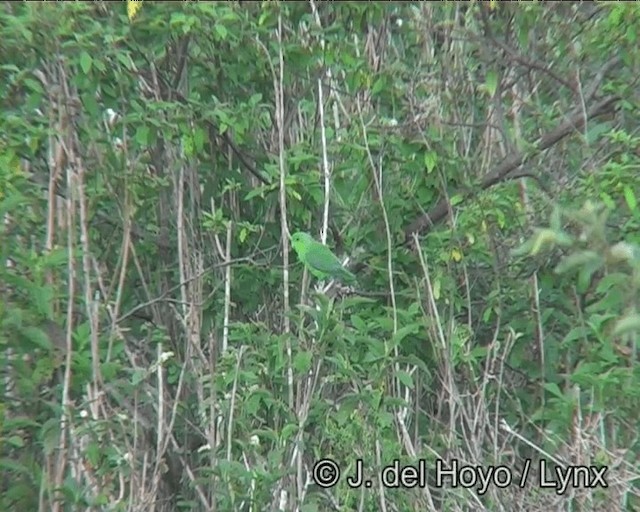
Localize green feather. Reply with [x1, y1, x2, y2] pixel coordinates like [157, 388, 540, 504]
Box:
[291, 232, 357, 285]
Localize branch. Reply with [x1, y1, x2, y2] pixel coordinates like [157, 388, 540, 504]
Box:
[404, 94, 619, 242]
[126, 40, 271, 185]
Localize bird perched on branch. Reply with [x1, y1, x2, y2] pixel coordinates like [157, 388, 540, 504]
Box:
[291, 231, 357, 286]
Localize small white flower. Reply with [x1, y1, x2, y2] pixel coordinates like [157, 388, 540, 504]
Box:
[197, 443, 211, 453]
[105, 108, 119, 126]
[160, 351, 174, 363]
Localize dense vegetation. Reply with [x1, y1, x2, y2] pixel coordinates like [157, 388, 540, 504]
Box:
[1, 3, 639, 511]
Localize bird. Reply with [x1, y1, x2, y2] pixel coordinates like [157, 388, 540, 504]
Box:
[290, 231, 357, 285]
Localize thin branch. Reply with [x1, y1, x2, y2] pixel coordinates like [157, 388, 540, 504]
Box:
[222, 220, 232, 353]
[125, 40, 270, 185]
[404, 94, 619, 241]
[318, 79, 331, 245]
[486, 32, 577, 93]
[273, 13, 293, 413]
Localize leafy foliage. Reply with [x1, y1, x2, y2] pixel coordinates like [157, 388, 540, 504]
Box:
[1, 2, 639, 511]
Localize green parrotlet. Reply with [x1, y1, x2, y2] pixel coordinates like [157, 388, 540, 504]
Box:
[291, 231, 357, 285]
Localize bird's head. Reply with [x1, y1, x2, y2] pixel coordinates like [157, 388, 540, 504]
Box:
[290, 231, 312, 252]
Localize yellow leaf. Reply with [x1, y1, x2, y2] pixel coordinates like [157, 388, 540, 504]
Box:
[127, 0, 143, 22]
[451, 248, 463, 262]
[531, 229, 556, 256]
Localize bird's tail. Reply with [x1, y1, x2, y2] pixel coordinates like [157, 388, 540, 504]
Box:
[338, 267, 357, 285]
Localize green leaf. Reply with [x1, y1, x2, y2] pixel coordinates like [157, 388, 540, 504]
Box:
[562, 326, 588, 346]
[131, 368, 146, 386]
[554, 230, 574, 247]
[0, 190, 28, 218]
[21, 326, 53, 350]
[395, 370, 414, 389]
[450, 194, 464, 206]
[193, 127, 205, 153]
[424, 151, 437, 173]
[485, 70, 498, 97]
[531, 229, 558, 255]
[372, 77, 386, 95]
[214, 24, 228, 40]
[5, 417, 40, 430]
[362, 339, 386, 363]
[626, 23, 637, 44]
[244, 392, 262, 417]
[0, 64, 20, 73]
[244, 183, 276, 201]
[116, 52, 133, 71]
[85, 442, 101, 467]
[577, 261, 602, 293]
[7, 435, 26, 448]
[23, 77, 44, 94]
[511, 237, 535, 257]
[281, 423, 298, 441]
[335, 394, 359, 425]
[599, 191, 615, 209]
[554, 250, 601, 274]
[81, 91, 100, 118]
[595, 272, 627, 294]
[249, 93, 263, 107]
[350, 315, 367, 332]
[543, 382, 565, 400]
[42, 247, 68, 269]
[469, 346, 489, 359]
[293, 350, 313, 373]
[623, 185, 637, 211]
[135, 125, 150, 146]
[79, 51, 93, 74]
[391, 324, 419, 347]
[182, 134, 194, 156]
[585, 123, 611, 145]
[0, 457, 32, 476]
[93, 59, 106, 73]
[612, 314, 640, 337]
[31, 285, 54, 319]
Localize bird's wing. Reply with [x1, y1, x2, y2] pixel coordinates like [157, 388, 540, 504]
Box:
[305, 243, 342, 274]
